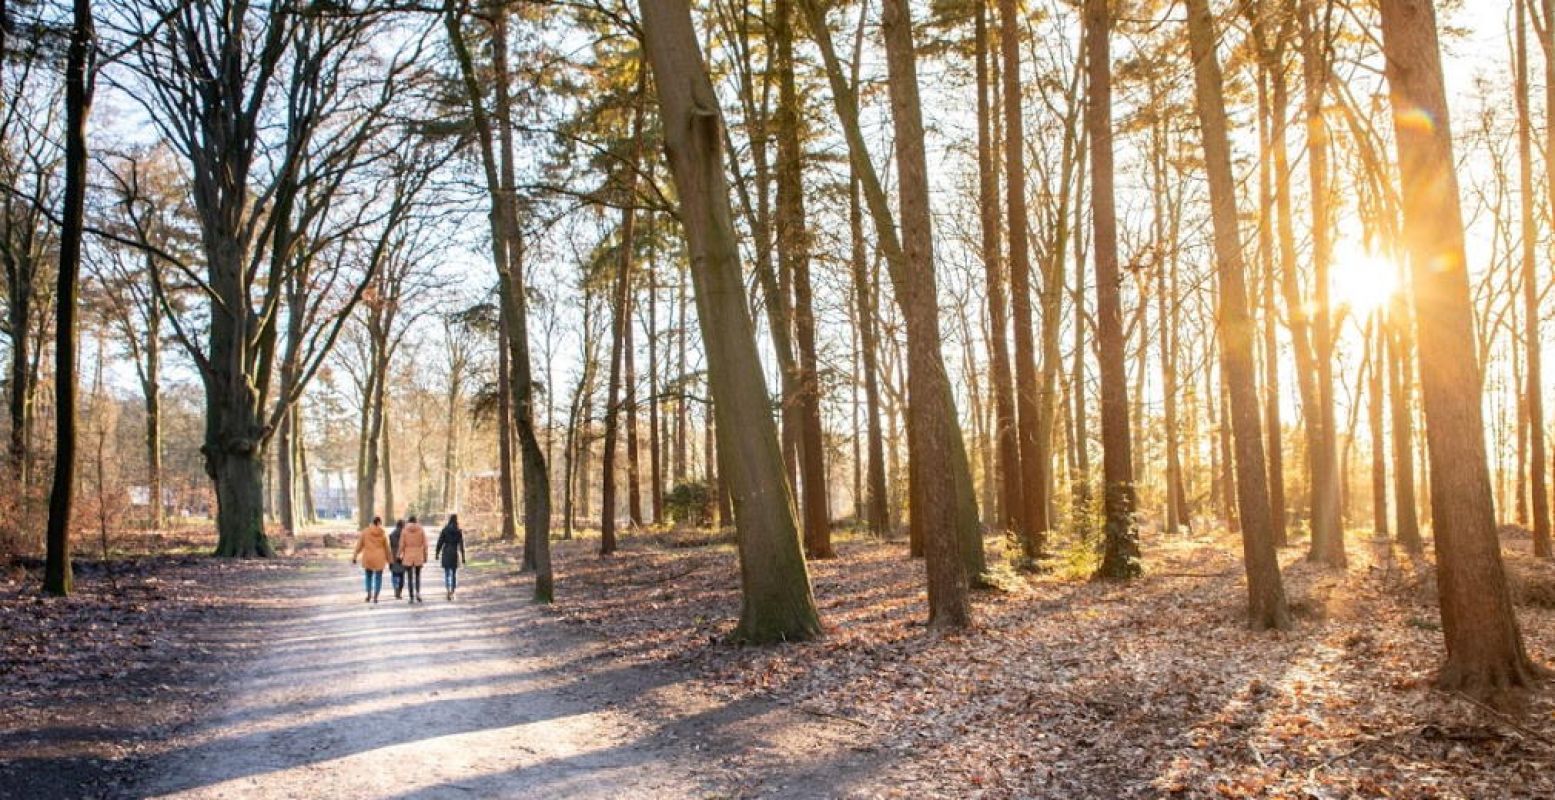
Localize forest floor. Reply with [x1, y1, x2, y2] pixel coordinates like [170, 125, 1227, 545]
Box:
[5, 524, 1555, 798]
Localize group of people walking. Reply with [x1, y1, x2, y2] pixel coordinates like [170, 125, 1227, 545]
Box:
[352, 514, 468, 604]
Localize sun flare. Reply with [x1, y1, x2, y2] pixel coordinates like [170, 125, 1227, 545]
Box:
[1330, 249, 1400, 314]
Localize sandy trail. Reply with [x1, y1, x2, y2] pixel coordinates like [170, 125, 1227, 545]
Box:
[133, 556, 882, 799]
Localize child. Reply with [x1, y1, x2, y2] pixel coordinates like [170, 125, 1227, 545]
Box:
[388, 519, 407, 599]
[398, 515, 429, 603]
[351, 516, 391, 604]
[435, 514, 467, 601]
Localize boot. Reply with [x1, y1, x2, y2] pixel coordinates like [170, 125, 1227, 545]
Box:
[365, 593, 371, 603]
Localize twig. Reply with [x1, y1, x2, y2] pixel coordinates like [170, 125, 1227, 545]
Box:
[1312, 724, 1425, 772]
[1448, 690, 1555, 748]
[799, 706, 872, 729]
[1154, 571, 1235, 579]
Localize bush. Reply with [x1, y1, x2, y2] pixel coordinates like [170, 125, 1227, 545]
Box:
[664, 481, 713, 527]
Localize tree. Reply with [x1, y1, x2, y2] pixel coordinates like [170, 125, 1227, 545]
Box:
[879, 0, 972, 626]
[773, 0, 832, 560]
[1515, 0, 1551, 558]
[117, 1, 418, 556]
[444, 0, 553, 600]
[1185, 0, 1290, 630]
[1086, 0, 1140, 581]
[43, 0, 93, 596]
[1377, 0, 1540, 694]
[636, 0, 821, 642]
[998, 0, 1043, 559]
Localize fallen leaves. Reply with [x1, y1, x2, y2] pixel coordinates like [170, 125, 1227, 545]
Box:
[540, 528, 1555, 798]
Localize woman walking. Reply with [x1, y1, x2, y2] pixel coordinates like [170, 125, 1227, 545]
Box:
[436, 514, 467, 601]
[388, 519, 407, 600]
[351, 516, 391, 604]
[398, 514, 429, 603]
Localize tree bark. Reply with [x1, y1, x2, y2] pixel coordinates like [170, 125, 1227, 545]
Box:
[773, 0, 831, 558]
[977, 0, 1023, 537]
[1379, 0, 1539, 694]
[880, 0, 974, 625]
[1301, 0, 1345, 568]
[637, 0, 821, 642]
[998, 0, 1043, 558]
[1517, 0, 1551, 557]
[1186, 0, 1289, 630]
[1086, 0, 1140, 580]
[45, 0, 93, 595]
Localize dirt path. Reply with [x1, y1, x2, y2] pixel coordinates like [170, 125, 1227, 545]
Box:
[132, 554, 884, 799]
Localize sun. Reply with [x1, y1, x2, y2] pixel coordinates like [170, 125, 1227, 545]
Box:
[1330, 247, 1400, 314]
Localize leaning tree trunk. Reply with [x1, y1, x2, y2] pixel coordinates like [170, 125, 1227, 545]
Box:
[1378, 0, 1539, 694]
[637, 0, 821, 643]
[798, 0, 983, 582]
[880, 0, 974, 626]
[1086, 0, 1141, 580]
[1185, 0, 1289, 630]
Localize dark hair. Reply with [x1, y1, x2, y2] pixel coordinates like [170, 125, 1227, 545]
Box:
[447, 513, 459, 527]
[372, 516, 382, 525]
[408, 514, 418, 523]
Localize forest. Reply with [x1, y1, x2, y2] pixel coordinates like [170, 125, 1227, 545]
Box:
[4, 0, 1555, 796]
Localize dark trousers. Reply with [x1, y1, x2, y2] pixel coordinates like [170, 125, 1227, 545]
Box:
[405, 566, 422, 598]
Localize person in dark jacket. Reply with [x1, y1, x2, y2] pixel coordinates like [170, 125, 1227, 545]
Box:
[388, 519, 407, 600]
[435, 514, 468, 601]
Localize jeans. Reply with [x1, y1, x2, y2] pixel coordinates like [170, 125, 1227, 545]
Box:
[406, 566, 422, 598]
[444, 567, 458, 592]
[363, 569, 383, 595]
[391, 570, 405, 593]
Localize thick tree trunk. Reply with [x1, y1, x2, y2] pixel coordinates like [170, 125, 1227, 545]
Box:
[637, 0, 821, 642]
[799, 0, 982, 582]
[1086, 0, 1140, 581]
[880, 0, 974, 624]
[1186, 0, 1289, 630]
[1379, 0, 1539, 694]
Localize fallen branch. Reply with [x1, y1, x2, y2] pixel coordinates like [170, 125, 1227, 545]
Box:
[799, 706, 872, 729]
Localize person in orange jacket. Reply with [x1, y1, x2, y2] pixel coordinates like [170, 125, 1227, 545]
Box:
[398, 514, 429, 603]
[351, 516, 392, 604]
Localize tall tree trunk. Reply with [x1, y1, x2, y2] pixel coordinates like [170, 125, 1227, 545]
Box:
[1249, 4, 1288, 546]
[1517, 0, 1552, 557]
[496, 301, 518, 541]
[382, 390, 396, 523]
[774, 0, 831, 558]
[1378, 0, 1538, 693]
[625, 285, 643, 527]
[44, 0, 93, 594]
[144, 297, 164, 530]
[647, 255, 663, 523]
[1086, 0, 1140, 580]
[600, 71, 649, 557]
[850, 170, 889, 535]
[976, 0, 1021, 538]
[637, 0, 821, 641]
[490, 5, 553, 598]
[1301, 0, 1345, 568]
[1185, 0, 1289, 630]
[998, 0, 1042, 558]
[880, 0, 975, 624]
[1367, 317, 1389, 534]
